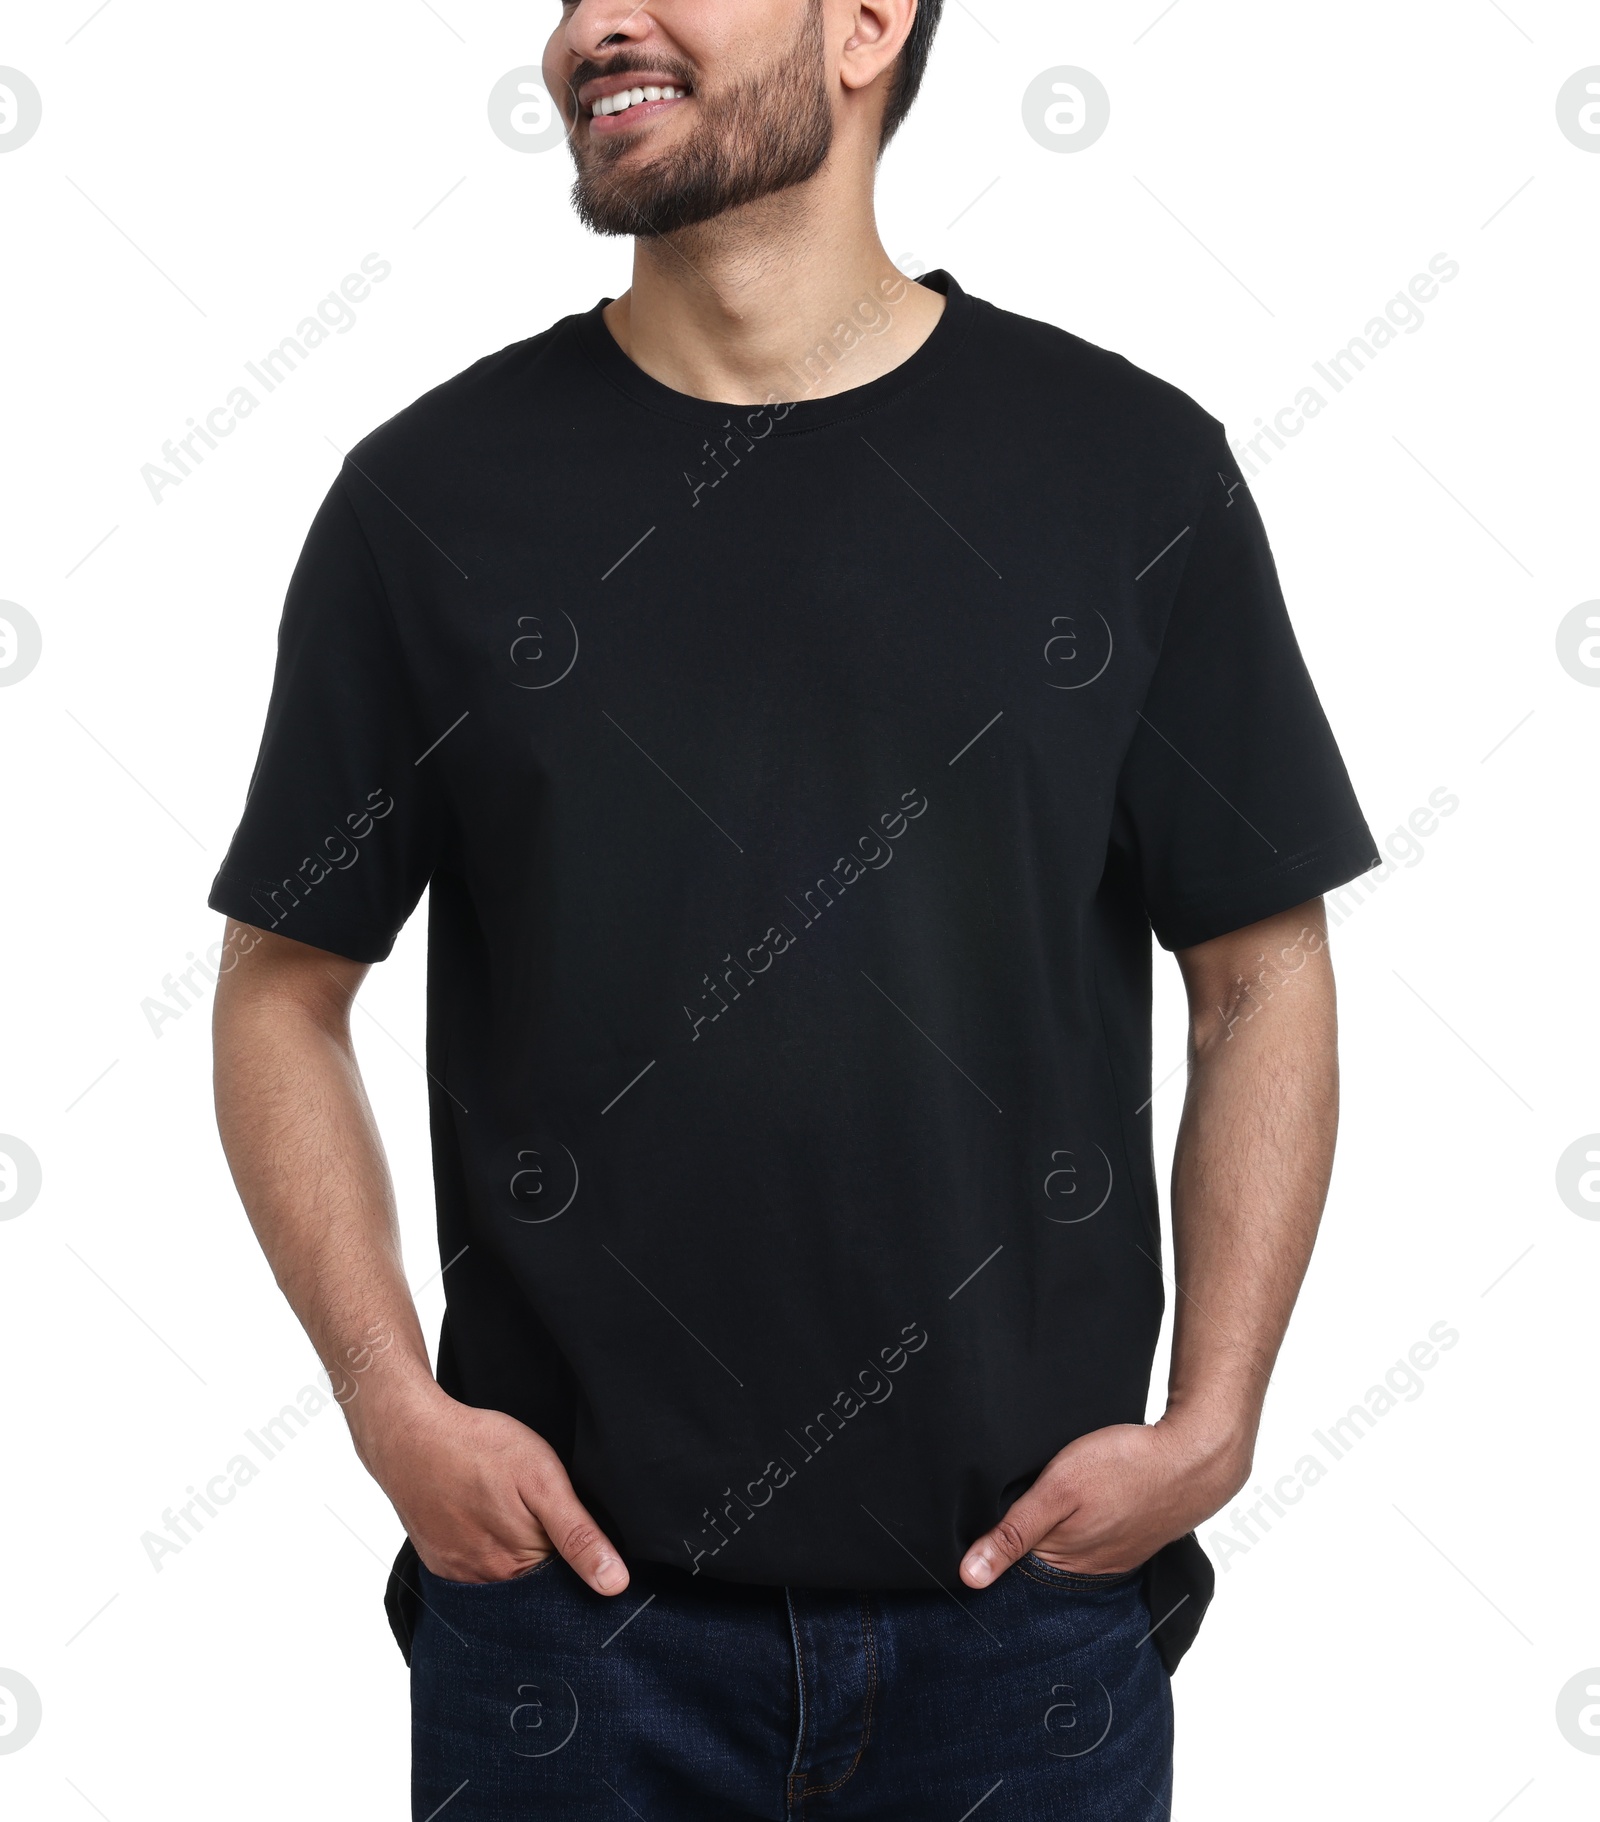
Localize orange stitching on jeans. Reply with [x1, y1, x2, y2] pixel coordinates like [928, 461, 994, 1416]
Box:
[802, 1598, 878, 1797]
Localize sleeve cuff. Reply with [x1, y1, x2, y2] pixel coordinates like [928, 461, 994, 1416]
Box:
[1150, 822, 1382, 952]
[207, 870, 401, 965]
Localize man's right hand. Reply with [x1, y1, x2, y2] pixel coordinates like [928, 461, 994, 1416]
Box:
[210, 928, 630, 1599]
[352, 1381, 630, 1594]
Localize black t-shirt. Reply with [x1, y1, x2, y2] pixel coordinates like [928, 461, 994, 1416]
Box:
[210, 272, 1376, 1648]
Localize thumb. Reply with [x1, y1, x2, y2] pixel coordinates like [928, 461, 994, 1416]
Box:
[961, 1482, 1063, 1588]
[527, 1469, 630, 1597]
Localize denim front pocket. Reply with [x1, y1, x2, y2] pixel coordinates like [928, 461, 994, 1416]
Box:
[420, 1554, 562, 1592]
[1017, 1550, 1145, 1590]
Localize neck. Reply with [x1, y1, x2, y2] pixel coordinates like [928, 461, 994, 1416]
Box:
[601, 162, 945, 407]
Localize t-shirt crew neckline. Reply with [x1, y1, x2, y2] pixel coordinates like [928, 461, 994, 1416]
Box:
[571, 269, 974, 434]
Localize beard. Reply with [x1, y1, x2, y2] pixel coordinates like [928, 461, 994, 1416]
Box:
[568, 4, 834, 239]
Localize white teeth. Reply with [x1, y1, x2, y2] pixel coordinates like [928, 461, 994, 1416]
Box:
[592, 85, 686, 117]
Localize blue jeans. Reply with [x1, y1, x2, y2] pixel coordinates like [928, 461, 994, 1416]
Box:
[409, 1553, 1173, 1820]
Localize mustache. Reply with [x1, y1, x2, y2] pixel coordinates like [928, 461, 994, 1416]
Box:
[566, 51, 698, 99]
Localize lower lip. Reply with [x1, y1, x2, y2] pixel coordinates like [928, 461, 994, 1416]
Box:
[589, 95, 689, 135]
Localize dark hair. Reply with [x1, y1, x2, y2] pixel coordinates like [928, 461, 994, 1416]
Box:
[879, 0, 945, 149]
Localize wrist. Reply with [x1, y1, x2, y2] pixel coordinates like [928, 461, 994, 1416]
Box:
[339, 1353, 448, 1469]
[1155, 1397, 1257, 1487]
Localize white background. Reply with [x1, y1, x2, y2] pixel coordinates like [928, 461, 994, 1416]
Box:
[2, 1, 1597, 1816]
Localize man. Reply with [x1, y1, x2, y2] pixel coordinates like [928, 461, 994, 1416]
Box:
[210, 2, 1378, 1815]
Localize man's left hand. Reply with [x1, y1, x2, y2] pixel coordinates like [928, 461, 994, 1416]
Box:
[959, 1418, 1250, 1588]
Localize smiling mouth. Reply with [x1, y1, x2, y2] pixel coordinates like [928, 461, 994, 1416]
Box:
[591, 83, 691, 119]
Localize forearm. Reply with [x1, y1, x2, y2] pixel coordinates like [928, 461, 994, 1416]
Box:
[212, 929, 436, 1453]
[210, 923, 628, 1589]
[960, 924, 1341, 1587]
[1163, 914, 1340, 1462]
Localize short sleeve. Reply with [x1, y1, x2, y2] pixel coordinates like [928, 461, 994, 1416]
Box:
[1113, 428, 1379, 952]
[207, 473, 443, 962]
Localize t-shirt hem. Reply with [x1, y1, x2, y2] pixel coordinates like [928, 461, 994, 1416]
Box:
[208, 871, 399, 965]
[1151, 821, 1381, 952]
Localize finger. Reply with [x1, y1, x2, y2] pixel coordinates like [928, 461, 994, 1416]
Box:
[528, 1478, 630, 1596]
[960, 1484, 1065, 1588]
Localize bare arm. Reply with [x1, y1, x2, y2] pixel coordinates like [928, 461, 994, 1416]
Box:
[212, 920, 629, 1593]
[960, 897, 1339, 1585]
[1162, 900, 1338, 1462]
